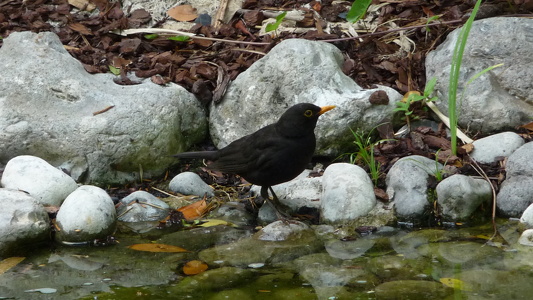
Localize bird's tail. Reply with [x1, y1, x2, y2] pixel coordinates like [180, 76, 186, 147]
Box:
[173, 151, 218, 161]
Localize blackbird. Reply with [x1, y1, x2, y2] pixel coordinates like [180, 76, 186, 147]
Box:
[174, 103, 335, 218]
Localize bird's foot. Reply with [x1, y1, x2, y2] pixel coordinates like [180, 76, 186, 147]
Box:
[261, 186, 294, 223]
[267, 199, 299, 224]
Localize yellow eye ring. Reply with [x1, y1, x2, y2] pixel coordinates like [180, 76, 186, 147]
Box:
[304, 110, 313, 117]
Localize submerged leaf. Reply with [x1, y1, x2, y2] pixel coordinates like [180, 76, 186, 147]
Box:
[128, 243, 189, 253]
[198, 219, 236, 227]
[440, 278, 474, 291]
[0, 257, 25, 275]
[183, 260, 208, 275]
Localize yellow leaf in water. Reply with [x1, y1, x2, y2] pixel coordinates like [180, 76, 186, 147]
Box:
[0, 257, 25, 275]
[440, 278, 473, 291]
[198, 219, 236, 228]
[183, 260, 208, 275]
[128, 243, 189, 253]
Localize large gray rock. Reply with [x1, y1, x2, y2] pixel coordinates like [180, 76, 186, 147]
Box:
[1, 155, 78, 206]
[0, 31, 207, 184]
[470, 132, 524, 164]
[252, 169, 323, 223]
[426, 17, 533, 134]
[0, 189, 50, 256]
[497, 142, 533, 217]
[436, 174, 492, 221]
[169, 171, 214, 197]
[387, 155, 443, 219]
[320, 163, 376, 224]
[55, 185, 116, 243]
[209, 38, 402, 156]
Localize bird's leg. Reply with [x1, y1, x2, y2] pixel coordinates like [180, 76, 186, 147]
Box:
[260, 186, 290, 221]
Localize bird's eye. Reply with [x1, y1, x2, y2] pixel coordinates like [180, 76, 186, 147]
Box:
[304, 110, 313, 117]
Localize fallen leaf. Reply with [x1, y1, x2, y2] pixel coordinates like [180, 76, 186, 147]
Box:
[168, 5, 198, 22]
[461, 143, 474, 153]
[519, 121, 533, 132]
[68, 22, 93, 35]
[183, 260, 208, 275]
[177, 197, 208, 221]
[0, 257, 25, 275]
[401, 91, 421, 102]
[68, 0, 96, 12]
[439, 278, 473, 291]
[198, 219, 236, 227]
[128, 243, 189, 253]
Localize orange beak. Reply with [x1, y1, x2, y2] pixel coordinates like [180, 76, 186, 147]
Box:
[318, 105, 336, 116]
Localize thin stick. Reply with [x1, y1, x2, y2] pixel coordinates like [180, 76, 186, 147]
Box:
[426, 101, 473, 144]
[468, 154, 499, 242]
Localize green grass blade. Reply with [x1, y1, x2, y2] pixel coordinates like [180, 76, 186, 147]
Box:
[465, 63, 504, 86]
[448, 0, 483, 155]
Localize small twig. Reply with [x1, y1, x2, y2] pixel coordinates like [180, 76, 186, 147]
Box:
[151, 186, 174, 197]
[92, 105, 115, 116]
[237, 8, 306, 21]
[116, 205, 134, 218]
[426, 101, 473, 144]
[213, 0, 229, 31]
[468, 154, 499, 242]
[320, 19, 464, 43]
[228, 48, 266, 55]
[114, 28, 271, 46]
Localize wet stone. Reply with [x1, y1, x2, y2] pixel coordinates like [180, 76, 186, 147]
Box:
[418, 241, 504, 268]
[169, 266, 256, 295]
[198, 229, 322, 267]
[375, 280, 454, 299]
[324, 237, 376, 260]
[158, 225, 252, 252]
[117, 190, 170, 222]
[366, 255, 434, 281]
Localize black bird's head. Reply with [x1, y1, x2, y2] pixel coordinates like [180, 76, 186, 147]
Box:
[276, 103, 335, 137]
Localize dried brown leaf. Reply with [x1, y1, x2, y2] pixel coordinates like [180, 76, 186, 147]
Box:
[68, 22, 93, 35]
[168, 5, 198, 22]
[177, 198, 208, 221]
[128, 243, 189, 253]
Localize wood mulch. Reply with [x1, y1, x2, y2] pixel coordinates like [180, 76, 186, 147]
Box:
[2, 0, 533, 219]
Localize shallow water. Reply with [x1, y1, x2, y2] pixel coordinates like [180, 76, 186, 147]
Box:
[1, 219, 532, 300]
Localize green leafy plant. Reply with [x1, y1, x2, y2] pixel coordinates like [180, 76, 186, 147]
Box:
[424, 15, 441, 32]
[346, 0, 372, 23]
[432, 149, 450, 182]
[341, 126, 391, 186]
[394, 77, 438, 125]
[407, 153, 446, 182]
[265, 11, 287, 33]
